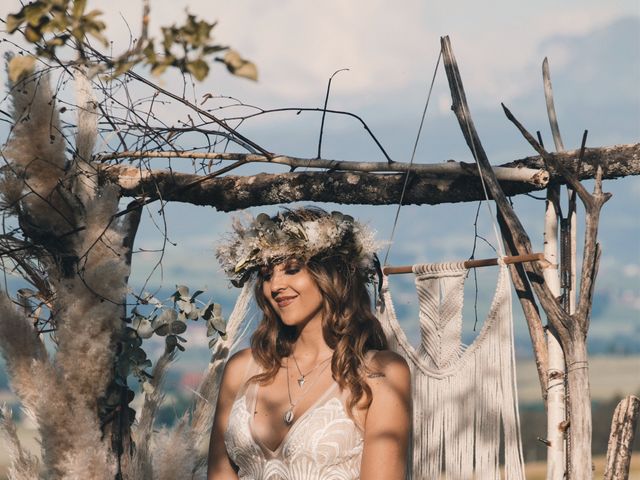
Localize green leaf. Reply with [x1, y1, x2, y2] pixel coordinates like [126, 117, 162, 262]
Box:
[72, 0, 87, 19]
[112, 60, 135, 77]
[8, 55, 36, 83]
[6, 14, 25, 34]
[46, 34, 68, 47]
[161, 26, 175, 52]
[150, 61, 169, 76]
[220, 50, 258, 81]
[24, 25, 42, 43]
[23, 2, 49, 26]
[143, 40, 156, 63]
[83, 9, 103, 21]
[203, 45, 227, 55]
[186, 59, 209, 82]
[85, 21, 108, 46]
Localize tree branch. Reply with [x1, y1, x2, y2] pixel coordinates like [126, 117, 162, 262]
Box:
[97, 151, 550, 185]
[99, 143, 639, 211]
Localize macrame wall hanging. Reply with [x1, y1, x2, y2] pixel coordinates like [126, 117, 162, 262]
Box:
[378, 261, 526, 480]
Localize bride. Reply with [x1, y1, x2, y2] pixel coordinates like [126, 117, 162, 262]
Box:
[208, 208, 411, 479]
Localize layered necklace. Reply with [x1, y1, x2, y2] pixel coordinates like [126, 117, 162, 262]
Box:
[283, 354, 332, 425]
[291, 353, 332, 387]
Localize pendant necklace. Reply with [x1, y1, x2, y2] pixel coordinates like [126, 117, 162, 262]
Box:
[284, 356, 331, 425]
[291, 353, 332, 387]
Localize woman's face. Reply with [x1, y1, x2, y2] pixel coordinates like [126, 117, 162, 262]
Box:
[261, 261, 324, 329]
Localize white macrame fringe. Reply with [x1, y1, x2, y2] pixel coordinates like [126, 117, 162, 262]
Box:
[378, 264, 525, 479]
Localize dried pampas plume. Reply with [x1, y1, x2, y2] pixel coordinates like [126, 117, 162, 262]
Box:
[0, 405, 42, 480]
[4, 68, 71, 236]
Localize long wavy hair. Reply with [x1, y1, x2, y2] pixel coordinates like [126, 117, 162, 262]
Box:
[249, 208, 388, 412]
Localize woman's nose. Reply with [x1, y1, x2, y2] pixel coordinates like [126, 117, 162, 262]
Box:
[269, 268, 287, 292]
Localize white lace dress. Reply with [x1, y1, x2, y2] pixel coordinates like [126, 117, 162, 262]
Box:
[224, 363, 364, 480]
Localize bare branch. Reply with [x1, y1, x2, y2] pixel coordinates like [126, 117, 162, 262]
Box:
[97, 151, 549, 185]
[502, 103, 593, 206]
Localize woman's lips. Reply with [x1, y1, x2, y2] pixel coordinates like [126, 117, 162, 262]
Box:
[275, 296, 296, 308]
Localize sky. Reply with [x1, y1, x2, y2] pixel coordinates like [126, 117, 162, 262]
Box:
[0, 1, 639, 354]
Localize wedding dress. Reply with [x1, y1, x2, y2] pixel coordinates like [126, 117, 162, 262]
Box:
[224, 358, 364, 480]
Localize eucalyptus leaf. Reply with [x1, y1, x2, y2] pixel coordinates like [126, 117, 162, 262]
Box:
[177, 298, 191, 314]
[17, 288, 36, 298]
[176, 285, 189, 298]
[131, 316, 154, 339]
[130, 347, 147, 363]
[170, 320, 187, 335]
[191, 290, 204, 302]
[155, 308, 178, 326]
[142, 292, 164, 308]
[201, 303, 214, 320]
[154, 323, 170, 337]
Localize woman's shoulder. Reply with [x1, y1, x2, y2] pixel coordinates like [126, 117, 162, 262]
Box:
[221, 348, 255, 391]
[224, 347, 254, 373]
[365, 349, 409, 375]
[363, 349, 410, 388]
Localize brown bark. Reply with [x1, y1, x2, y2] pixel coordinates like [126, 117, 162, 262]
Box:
[100, 143, 639, 211]
[604, 395, 640, 480]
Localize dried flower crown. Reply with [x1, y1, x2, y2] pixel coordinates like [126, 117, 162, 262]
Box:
[216, 209, 380, 287]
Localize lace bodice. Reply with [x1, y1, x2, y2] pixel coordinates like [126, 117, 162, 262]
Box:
[224, 366, 364, 480]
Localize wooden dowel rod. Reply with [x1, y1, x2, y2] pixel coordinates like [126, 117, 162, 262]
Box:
[382, 253, 547, 275]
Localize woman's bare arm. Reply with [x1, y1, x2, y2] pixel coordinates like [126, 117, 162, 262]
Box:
[360, 350, 411, 480]
[207, 348, 252, 480]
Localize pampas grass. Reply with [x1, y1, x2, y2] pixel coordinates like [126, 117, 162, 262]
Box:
[0, 405, 41, 480]
[4, 71, 72, 236]
[0, 65, 252, 479]
[0, 68, 123, 479]
[0, 294, 48, 412]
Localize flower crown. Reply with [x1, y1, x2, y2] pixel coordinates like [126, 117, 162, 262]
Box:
[216, 209, 380, 287]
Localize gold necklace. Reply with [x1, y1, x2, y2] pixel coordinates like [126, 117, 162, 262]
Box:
[284, 357, 331, 425]
[291, 353, 332, 387]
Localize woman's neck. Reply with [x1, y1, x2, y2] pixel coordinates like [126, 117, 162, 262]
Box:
[293, 315, 332, 361]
